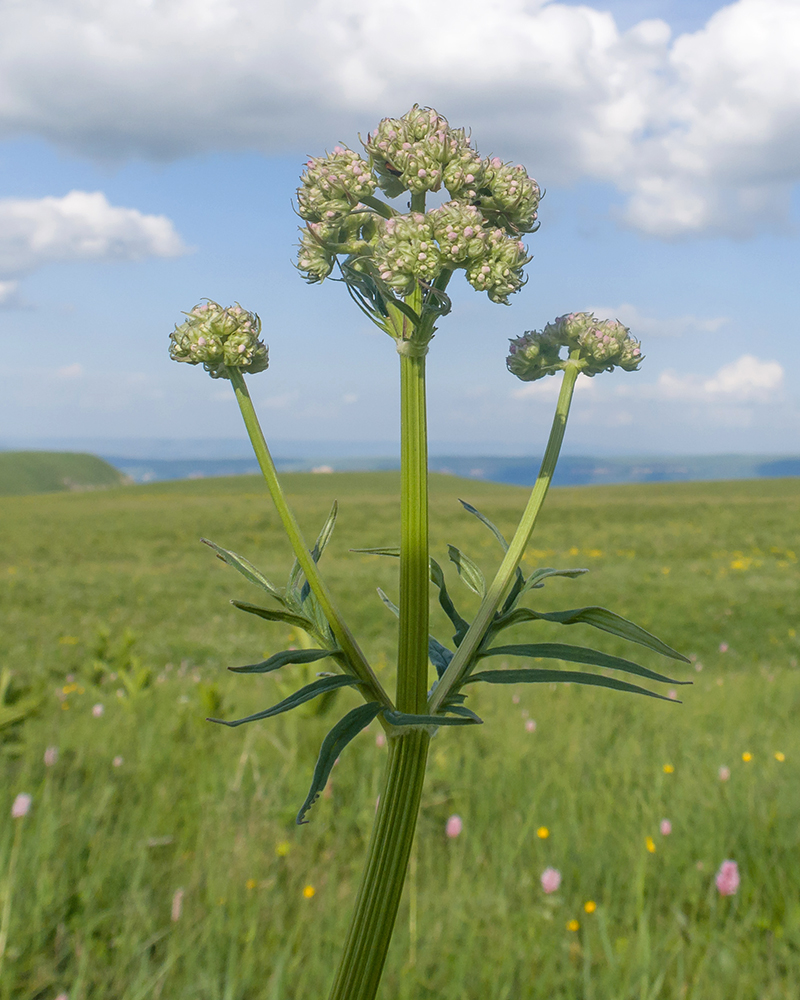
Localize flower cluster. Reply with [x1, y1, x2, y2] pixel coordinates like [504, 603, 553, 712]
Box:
[295, 106, 539, 309]
[507, 312, 643, 381]
[169, 301, 269, 379]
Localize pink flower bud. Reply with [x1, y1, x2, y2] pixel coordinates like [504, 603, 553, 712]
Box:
[540, 867, 561, 893]
[715, 859, 740, 896]
[660, 819, 672, 836]
[446, 814, 463, 838]
[719, 765, 731, 781]
[92, 703, 104, 717]
[12, 793, 31, 818]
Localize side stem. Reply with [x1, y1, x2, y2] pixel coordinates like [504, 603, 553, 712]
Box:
[429, 360, 581, 712]
[228, 368, 390, 707]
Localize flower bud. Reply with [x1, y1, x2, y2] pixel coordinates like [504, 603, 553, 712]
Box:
[507, 312, 643, 381]
[363, 105, 470, 198]
[373, 212, 443, 295]
[297, 147, 376, 222]
[506, 329, 564, 381]
[466, 229, 531, 304]
[429, 201, 488, 266]
[478, 158, 541, 234]
[169, 301, 269, 379]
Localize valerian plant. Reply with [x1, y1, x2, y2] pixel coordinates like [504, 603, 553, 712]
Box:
[169, 105, 688, 1000]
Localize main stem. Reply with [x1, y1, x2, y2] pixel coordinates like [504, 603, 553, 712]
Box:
[429, 360, 581, 712]
[328, 336, 432, 999]
[228, 368, 390, 707]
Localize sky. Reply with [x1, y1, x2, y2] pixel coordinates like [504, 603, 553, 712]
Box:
[0, 0, 798, 458]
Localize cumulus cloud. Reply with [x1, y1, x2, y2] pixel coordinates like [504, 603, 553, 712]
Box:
[0, 279, 20, 307]
[587, 303, 728, 338]
[0, 0, 798, 237]
[656, 354, 784, 402]
[0, 190, 187, 279]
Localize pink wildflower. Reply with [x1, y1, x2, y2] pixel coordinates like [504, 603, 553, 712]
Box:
[668, 689, 678, 700]
[171, 888, 184, 922]
[44, 746, 58, 767]
[446, 814, 463, 838]
[12, 793, 31, 818]
[719, 642, 729, 653]
[92, 703, 104, 717]
[719, 765, 731, 782]
[660, 819, 672, 836]
[525, 719, 536, 733]
[715, 859, 740, 896]
[375, 731, 386, 748]
[540, 867, 561, 894]
[113, 756, 124, 767]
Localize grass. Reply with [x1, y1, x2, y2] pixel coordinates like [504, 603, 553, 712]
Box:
[1, 471, 799, 999]
[0, 452, 126, 497]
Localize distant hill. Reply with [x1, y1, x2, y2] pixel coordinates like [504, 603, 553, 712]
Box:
[0, 452, 128, 496]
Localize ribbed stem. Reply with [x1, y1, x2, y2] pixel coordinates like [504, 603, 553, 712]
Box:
[397, 351, 429, 713]
[429, 360, 582, 712]
[327, 730, 430, 1000]
[227, 368, 391, 707]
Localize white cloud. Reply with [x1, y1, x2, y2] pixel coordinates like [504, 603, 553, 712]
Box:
[0, 279, 20, 306]
[587, 303, 728, 338]
[656, 354, 784, 402]
[0, 1, 798, 237]
[512, 372, 597, 401]
[0, 191, 188, 278]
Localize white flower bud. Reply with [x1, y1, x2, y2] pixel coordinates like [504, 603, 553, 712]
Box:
[169, 301, 269, 379]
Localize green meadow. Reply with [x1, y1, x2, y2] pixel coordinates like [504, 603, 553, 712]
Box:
[0, 453, 126, 498]
[1, 471, 799, 999]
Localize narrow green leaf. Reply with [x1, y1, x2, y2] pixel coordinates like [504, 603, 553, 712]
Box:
[491, 606, 689, 662]
[229, 647, 340, 674]
[440, 704, 484, 723]
[430, 557, 469, 643]
[447, 544, 486, 598]
[383, 709, 482, 728]
[477, 642, 688, 685]
[521, 567, 589, 594]
[210, 674, 361, 727]
[297, 702, 383, 824]
[201, 538, 283, 601]
[458, 499, 510, 552]
[350, 546, 401, 557]
[376, 587, 400, 617]
[311, 501, 338, 564]
[230, 601, 315, 632]
[465, 668, 677, 702]
[428, 636, 453, 678]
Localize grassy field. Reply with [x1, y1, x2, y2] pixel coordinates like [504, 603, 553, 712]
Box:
[1, 471, 799, 999]
[0, 453, 126, 497]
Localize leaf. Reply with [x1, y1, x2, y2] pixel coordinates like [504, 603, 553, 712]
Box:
[428, 636, 454, 678]
[350, 546, 401, 557]
[477, 642, 688, 685]
[458, 499, 510, 552]
[230, 601, 315, 632]
[447, 544, 486, 598]
[383, 709, 482, 728]
[376, 587, 400, 617]
[297, 702, 384, 824]
[229, 647, 341, 675]
[490, 606, 689, 662]
[430, 558, 469, 643]
[439, 704, 484, 723]
[465, 668, 677, 702]
[201, 539, 283, 600]
[521, 567, 589, 594]
[311, 501, 338, 564]
[209, 674, 361, 726]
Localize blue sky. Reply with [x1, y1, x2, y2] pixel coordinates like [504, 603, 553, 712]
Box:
[0, 0, 798, 458]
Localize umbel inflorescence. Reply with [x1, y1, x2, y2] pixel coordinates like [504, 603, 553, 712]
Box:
[296, 105, 540, 307]
[507, 312, 643, 381]
[169, 300, 269, 379]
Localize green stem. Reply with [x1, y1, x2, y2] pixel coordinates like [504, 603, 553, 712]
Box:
[327, 730, 430, 1000]
[397, 350, 430, 713]
[429, 360, 582, 712]
[228, 368, 391, 708]
[0, 820, 22, 979]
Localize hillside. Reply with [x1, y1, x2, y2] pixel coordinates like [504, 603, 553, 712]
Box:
[0, 450, 127, 496]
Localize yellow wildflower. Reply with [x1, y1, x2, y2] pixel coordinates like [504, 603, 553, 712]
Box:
[567, 919, 580, 932]
[646, 836, 656, 853]
[302, 885, 316, 899]
[774, 752, 785, 762]
[584, 901, 597, 914]
[536, 827, 550, 839]
[742, 752, 752, 762]
[663, 764, 674, 774]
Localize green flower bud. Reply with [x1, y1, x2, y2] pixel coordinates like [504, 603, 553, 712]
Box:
[442, 145, 485, 201]
[169, 301, 269, 379]
[476, 157, 541, 234]
[507, 312, 644, 381]
[373, 212, 443, 295]
[506, 329, 565, 381]
[297, 146, 376, 222]
[363, 105, 470, 198]
[429, 201, 488, 266]
[466, 229, 531, 304]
